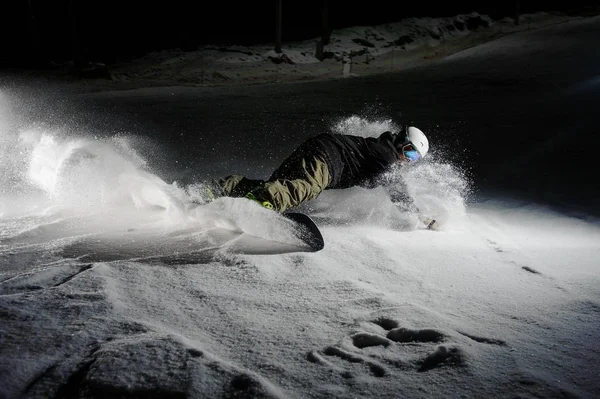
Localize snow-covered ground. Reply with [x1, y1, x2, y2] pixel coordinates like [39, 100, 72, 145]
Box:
[1, 10, 600, 399]
[77, 11, 585, 90]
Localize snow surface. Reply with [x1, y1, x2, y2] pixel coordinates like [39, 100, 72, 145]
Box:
[66, 11, 583, 90]
[1, 10, 600, 399]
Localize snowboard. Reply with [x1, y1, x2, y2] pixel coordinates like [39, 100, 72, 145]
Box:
[283, 212, 324, 252]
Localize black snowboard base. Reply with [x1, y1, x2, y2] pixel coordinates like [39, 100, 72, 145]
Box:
[283, 212, 325, 252]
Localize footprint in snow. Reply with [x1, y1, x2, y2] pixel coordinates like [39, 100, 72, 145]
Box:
[309, 316, 507, 378]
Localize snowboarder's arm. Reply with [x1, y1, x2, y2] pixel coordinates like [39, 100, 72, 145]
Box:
[419, 216, 441, 231]
[387, 180, 440, 230]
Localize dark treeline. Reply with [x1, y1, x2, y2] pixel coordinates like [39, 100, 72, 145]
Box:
[1, 0, 597, 68]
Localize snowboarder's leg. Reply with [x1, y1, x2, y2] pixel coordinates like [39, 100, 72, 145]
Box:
[255, 155, 331, 212]
[219, 175, 266, 198]
[218, 136, 330, 212]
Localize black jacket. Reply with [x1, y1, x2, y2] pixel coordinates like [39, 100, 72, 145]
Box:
[268, 130, 416, 209]
[308, 131, 404, 189]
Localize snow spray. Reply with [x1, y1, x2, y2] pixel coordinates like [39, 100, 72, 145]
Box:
[328, 115, 472, 229]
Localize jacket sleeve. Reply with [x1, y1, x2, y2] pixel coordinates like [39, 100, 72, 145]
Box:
[370, 167, 419, 213]
[385, 177, 419, 213]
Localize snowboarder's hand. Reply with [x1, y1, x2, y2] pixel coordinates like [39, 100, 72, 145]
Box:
[420, 216, 440, 231]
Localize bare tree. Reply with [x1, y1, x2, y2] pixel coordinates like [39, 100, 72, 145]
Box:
[275, 0, 282, 53]
[321, 0, 330, 45]
[69, 0, 82, 66]
[27, 0, 39, 62]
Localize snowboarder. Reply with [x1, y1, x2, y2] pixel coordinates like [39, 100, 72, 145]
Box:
[208, 125, 438, 229]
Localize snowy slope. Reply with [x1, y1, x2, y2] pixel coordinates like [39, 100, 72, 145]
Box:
[1, 11, 600, 399]
[104, 12, 577, 88]
[1, 116, 599, 399]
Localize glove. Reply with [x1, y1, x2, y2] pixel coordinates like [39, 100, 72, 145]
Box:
[420, 216, 441, 231]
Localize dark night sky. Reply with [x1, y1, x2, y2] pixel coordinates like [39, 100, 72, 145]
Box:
[1, 1, 598, 68]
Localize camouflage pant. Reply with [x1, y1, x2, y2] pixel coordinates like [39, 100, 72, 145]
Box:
[221, 155, 331, 212]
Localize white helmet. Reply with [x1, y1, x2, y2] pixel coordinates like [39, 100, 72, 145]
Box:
[407, 126, 429, 158]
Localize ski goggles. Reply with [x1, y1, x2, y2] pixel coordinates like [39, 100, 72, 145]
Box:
[400, 142, 421, 162]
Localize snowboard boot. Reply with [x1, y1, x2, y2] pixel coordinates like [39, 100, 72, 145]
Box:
[201, 179, 226, 202]
[245, 186, 274, 210]
[219, 176, 266, 198]
[201, 176, 262, 202]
